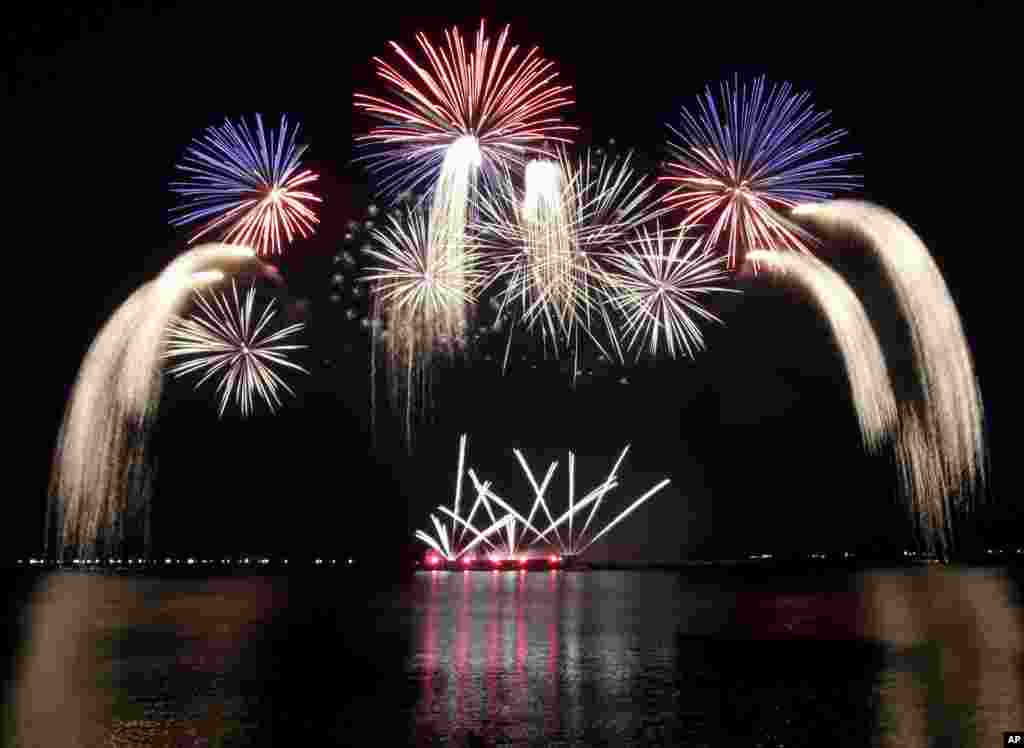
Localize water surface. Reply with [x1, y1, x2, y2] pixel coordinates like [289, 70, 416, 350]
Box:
[3, 566, 1021, 746]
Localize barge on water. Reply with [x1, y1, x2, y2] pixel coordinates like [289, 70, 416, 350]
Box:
[416, 554, 590, 571]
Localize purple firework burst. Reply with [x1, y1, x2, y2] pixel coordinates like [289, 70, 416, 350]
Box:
[660, 76, 860, 269]
[170, 114, 321, 256]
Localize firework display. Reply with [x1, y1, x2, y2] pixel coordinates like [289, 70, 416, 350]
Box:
[603, 225, 734, 359]
[327, 200, 408, 330]
[474, 147, 671, 375]
[49, 245, 257, 558]
[662, 77, 859, 269]
[415, 435, 670, 562]
[363, 208, 486, 443]
[170, 114, 321, 256]
[354, 20, 576, 196]
[354, 20, 579, 433]
[790, 201, 985, 553]
[163, 281, 309, 418]
[45, 15, 989, 563]
[747, 249, 897, 452]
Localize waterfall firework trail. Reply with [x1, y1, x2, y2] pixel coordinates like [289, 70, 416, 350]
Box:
[163, 281, 309, 418]
[661, 76, 859, 269]
[791, 200, 985, 552]
[427, 135, 482, 334]
[48, 244, 256, 559]
[475, 148, 667, 373]
[747, 249, 897, 452]
[170, 114, 321, 256]
[604, 225, 735, 360]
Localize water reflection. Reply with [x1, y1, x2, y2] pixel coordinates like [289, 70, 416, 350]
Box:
[410, 570, 716, 746]
[8, 572, 284, 747]
[409, 567, 1024, 747]
[2, 567, 1021, 746]
[862, 567, 1024, 748]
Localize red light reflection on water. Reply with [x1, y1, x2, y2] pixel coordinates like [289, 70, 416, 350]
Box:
[418, 570, 442, 739]
[454, 570, 472, 735]
[416, 566, 570, 745]
[486, 570, 503, 737]
[546, 569, 561, 740]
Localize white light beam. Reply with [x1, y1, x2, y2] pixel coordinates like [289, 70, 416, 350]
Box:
[578, 479, 671, 554]
[578, 444, 631, 545]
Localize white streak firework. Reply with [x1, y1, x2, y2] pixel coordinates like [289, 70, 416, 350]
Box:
[163, 281, 309, 417]
[364, 209, 486, 446]
[747, 249, 897, 452]
[49, 244, 256, 558]
[791, 200, 985, 553]
[604, 224, 735, 360]
[475, 148, 668, 374]
[414, 435, 670, 561]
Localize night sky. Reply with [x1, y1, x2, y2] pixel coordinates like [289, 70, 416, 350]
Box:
[10, 3, 1005, 562]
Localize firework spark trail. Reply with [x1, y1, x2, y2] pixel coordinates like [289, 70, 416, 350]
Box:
[354, 20, 576, 198]
[516, 446, 668, 557]
[528, 481, 619, 550]
[49, 244, 256, 559]
[568, 452, 574, 553]
[460, 480, 500, 549]
[790, 200, 985, 552]
[414, 436, 670, 561]
[475, 148, 667, 374]
[602, 224, 735, 359]
[661, 76, 860, 269]
[427, 135, 482, 343]
[414, 530, 450, 561]
[522, 158, 573, 331]
[163, 281, 309, 417]
[576, 479, 672, 555]
[170, 114, 321, 256]
[453, 434, 467, 544]
[365, 209, 485, 446]
[455, 514, 514, 559]
[747, 249, 897, 452]
[466, 469, 550, 551]
[577, 445, 630, 542]
[413, 434, 500, 560]
[438, 504, 502, 556]
[514, 453, 562, 549]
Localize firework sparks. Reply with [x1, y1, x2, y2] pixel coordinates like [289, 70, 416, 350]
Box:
[355, 19, 575, 368]
[170, 114, 321, 256]
[49, 245, 257, 559]
[163, 281, 308, 417]
[791, 200, 985, 554]
[747, 249, 897, 452]
[365, 209, 484, 322]
[603, 224, 735, 359]
[354, 20, 576, 197]
[475, 148, 667, 372]
[662, 77, 859, 269]
[363, 208, 485, 445]
[414, 435, 670, 562]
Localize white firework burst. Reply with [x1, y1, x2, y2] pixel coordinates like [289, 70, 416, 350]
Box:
[474, 147, 668, 370]
[363, 209, 486, 324]
[363, 208, 487, 446]
[603, 224, 736, 359]
[163, 281, 308, 417]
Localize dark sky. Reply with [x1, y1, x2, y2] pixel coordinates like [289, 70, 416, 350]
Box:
[9, 3, 1006, 561]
